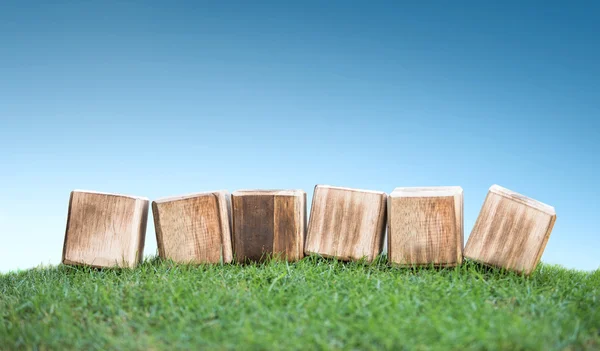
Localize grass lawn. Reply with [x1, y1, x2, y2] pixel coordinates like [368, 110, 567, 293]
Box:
[1, 256, 598, 350]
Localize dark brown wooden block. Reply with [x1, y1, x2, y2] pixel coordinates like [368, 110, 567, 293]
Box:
[231, 190, 306, 262]
[152, 191, 233, 264]
[465, 185, 556, 275]
[62, 190, 149, 268]
[305, 185, 387, 262]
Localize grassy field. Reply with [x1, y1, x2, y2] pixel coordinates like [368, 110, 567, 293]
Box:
[0, 257, 598, 350]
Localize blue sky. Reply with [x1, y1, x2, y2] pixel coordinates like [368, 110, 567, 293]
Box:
[0, 1, 598, 272]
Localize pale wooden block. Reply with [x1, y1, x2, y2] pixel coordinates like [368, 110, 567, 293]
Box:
[62, 190, 149, 268]
[305, 185, 387, 262]
[232, 190, 306, 262]
[388, 186, 463, 266]
[464, 185, 556, 275]
[152, 191, 233, 264]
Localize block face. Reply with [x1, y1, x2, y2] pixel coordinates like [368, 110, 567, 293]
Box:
[273, 194, 306, 260]
[232, 190, 306, 262]
[232, 193, 275, 262]
[388, 187, 463, 266]
[152, 191, 232, 264]
[464, 185, 556, 275]
[62, 190, 149, 268]
[305, 185, 387, 262]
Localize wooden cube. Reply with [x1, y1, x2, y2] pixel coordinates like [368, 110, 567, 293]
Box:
[231, 190, 306, 262]
[305, 185, 387, 262]
[465, 185, 556, 275]
[152, 191, 233, 264]
[387, 186, 463, 266]
[62, 190, 149, 268]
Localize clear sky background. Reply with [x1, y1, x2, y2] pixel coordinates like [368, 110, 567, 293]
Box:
[0, 1, 598, 272]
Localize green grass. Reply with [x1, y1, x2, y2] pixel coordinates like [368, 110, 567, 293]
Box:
[1, 257, 598, 351]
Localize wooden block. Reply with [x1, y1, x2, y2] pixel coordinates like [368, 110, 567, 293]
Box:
[387, 186, 463, 266]
[231, 190, 306, 262]
[464, 185, 556, 275]
[305, 185, 387, 262]
[62, 190, 149, 268]
[152, 191, 233, 264]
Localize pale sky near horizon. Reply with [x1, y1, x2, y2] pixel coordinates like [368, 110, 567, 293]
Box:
[1, 1, 598, 272]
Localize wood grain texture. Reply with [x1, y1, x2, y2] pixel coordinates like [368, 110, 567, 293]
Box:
[464, 184, 556, 275]
[152, 191, 233, 264]
[305, 185, 387, 262]
[232, 190, 306, 263]
[62, 190, 149, 268]
[388, 186, 463, 266]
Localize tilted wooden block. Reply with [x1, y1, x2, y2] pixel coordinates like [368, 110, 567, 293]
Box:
[62, 190, 149, 268]
[387, 186, 463, 266]
[465, 185, 556, 275]
[231, 190, 306, 262]
[305, 185, 387, 262]
[152, 191, 233, 264]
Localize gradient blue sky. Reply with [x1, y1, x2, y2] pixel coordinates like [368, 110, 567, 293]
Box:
[1, 1, 598, 272]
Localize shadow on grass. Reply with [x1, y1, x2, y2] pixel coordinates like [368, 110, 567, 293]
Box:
[48, 253, 540, 283]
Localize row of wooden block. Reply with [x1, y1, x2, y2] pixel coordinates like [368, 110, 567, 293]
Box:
[62, 184, 556, 275]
